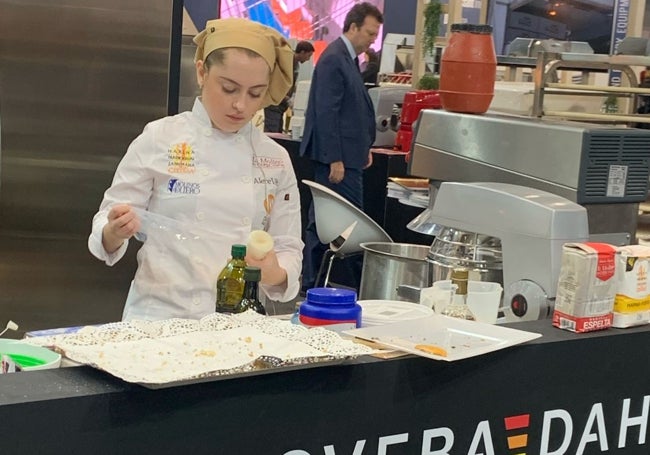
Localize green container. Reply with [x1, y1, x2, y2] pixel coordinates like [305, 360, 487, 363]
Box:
[0, 339, 61, 371]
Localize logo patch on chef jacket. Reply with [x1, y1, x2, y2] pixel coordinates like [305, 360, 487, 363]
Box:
[168, 142, 195, 174]
[253, 155, 284, 169]
[168, 178, 201, 194]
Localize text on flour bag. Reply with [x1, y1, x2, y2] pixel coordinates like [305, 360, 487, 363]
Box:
[439, 24, 497, 114]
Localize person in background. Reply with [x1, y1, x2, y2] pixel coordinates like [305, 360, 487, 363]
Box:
[361, 48, 380, 85]
[88, 18, 303, 321]
[263, 40, 315, 133]
[299, 2, 383, 293]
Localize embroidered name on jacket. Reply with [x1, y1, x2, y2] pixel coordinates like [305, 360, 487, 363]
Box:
[168, 178, 201, 194]
[253, 156, 284, 169]
[254, 177, 279, 185]
[168, 142, 195, 174]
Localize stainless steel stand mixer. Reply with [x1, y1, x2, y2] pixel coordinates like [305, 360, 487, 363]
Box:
[424, 181, 588, 322]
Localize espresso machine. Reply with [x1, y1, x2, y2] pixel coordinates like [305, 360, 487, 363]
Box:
[408, 109, 650, 245]
[426, 181, 588, 322]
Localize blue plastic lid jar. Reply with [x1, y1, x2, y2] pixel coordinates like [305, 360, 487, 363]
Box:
[298, 288, 362, 331]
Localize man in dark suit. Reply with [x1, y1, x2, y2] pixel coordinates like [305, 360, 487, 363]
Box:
[299, 2, 383, 292]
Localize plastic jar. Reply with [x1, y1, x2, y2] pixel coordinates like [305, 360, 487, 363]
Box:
[298, 288, 362, 332]
[439, 23, 497, 114]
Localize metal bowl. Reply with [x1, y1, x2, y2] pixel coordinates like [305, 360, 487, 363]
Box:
[427, 227, 503, 284]
[359, 242, 431, 301]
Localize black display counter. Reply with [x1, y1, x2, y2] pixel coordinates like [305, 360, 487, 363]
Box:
[2, 320, 650, 454]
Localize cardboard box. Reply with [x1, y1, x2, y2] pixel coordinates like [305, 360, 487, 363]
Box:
[612, 245, 650, 328]
[553, 242, 619, 332]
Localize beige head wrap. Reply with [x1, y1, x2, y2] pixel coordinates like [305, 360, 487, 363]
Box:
[193, 18, 293, 107]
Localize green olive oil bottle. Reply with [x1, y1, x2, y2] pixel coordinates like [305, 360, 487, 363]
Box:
[215, 244, 247, 313]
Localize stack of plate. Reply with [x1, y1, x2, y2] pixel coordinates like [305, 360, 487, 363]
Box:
[358, 300, 433, 327]
[387, 178, 430, 208]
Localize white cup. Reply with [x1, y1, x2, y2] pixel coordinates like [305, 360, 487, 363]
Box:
[423, 280, 503, 324]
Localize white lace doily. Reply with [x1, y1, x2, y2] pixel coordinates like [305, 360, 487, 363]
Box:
[40, 311, 374, 385]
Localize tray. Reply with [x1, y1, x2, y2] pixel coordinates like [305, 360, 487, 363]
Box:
[344, 315, 541, 362]
[49, 313, 377, 387]
[137, 355, 349, 389]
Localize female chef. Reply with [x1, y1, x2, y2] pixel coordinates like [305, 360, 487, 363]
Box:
[88, 18, 303, 321]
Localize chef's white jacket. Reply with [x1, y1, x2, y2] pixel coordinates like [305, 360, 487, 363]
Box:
[88, 99, 303, 321]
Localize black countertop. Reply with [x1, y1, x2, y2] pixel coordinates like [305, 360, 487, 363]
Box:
[2, 320, 650, 454]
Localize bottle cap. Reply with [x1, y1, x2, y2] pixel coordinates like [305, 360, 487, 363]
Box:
[231, 244, 246, 258]
[450, 23, 493, 34]
[451, 269, 469, 295]
[244, 266, 261, 281]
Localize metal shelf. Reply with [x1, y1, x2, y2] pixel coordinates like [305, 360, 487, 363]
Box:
[498, 52, 650, 124]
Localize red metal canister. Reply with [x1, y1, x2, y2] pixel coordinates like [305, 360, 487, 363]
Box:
[439, 24, 496, 114]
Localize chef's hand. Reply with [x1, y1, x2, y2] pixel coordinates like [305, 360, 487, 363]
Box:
[245, 249, 287, 287]
[102, 204, 141, 254]
[329, 161, 345, 184]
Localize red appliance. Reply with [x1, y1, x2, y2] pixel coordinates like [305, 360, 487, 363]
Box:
[394, 90, 441, 159]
